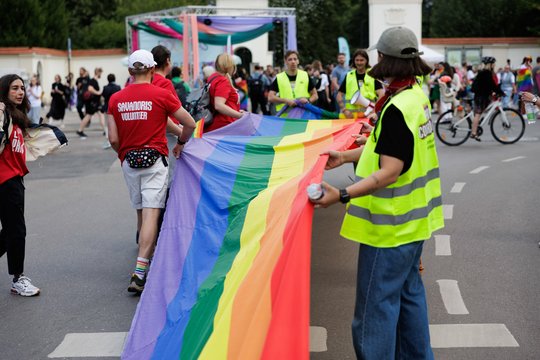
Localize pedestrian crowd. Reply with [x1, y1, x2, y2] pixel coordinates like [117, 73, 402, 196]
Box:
[2, 27, 540, 360]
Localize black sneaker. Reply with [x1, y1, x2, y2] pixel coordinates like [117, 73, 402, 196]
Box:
[128, 274, 145, 294]
[76, 130, 87, 138]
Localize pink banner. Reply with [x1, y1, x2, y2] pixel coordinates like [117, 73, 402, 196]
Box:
[147, 21, 183, 40]
[190, 15, 200, 83]
[131, 28, 139, 51]
[181, 15, 189, 83]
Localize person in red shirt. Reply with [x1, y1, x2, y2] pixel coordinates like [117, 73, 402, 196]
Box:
[205, 53, 244, 133]
[107, 50, 196, 293]
[151, 45, 178, 100]
[0, 74, 40, 297]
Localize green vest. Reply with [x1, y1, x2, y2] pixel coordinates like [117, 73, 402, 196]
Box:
[344, 69, 377, 111]
[275, 70, 310, 111]
[340, 84, 444, 247]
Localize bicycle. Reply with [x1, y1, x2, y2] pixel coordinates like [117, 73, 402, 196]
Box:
[435, 97, 525, 146]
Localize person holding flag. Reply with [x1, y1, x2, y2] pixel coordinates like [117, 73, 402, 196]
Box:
[311, 27, 443, 359]
[268, 50, 318, 117]
[337, 49, 385, 118]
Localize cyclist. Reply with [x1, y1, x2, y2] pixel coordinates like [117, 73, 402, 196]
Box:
[470, 56, 504, 141]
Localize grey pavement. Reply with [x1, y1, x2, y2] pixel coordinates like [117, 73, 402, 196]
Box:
[1, 107, 539, 359]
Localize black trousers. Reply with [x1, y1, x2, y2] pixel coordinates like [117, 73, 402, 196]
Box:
[250, 94, 270, 115]
[76, 95, 85, 120]
[0, 176, 26, 275]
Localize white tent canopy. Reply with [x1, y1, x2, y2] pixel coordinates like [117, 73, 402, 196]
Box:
[419, 44, 445, 64]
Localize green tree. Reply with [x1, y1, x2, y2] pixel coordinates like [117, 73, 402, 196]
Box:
[270, 0, 359, 66]
[0, 0, 49, 47]
[427, 0, 540, 37]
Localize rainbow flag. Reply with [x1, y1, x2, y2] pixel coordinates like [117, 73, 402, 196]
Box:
[122, 114, 362, 360]
[517, 66, 533, 92]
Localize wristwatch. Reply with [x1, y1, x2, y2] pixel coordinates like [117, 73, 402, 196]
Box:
[531, 96, 538, 105]
[177, 138, 187, 145]
[339, 188, 351, 204]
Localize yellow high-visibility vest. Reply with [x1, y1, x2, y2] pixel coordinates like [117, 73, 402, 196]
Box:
[275, 70, 310, 111]
[344, 69, 377, 111]
[340, 84, 444, 247]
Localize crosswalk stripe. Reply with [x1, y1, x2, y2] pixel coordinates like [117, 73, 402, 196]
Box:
[434, 235, 451, 256]
[470, 166, 489, 174]
[450, 182, 466, 193]
[502, 156, 526, 162]
[48, 327, 329, 357]
[430, 324, 519, 348]
[443, 204, 454, 219]
[309, 326, 328, 352]
[437, 279, 469, 314]
[48, 332, 127, 358]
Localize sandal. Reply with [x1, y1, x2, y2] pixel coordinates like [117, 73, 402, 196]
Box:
[470, 134, 481, 142]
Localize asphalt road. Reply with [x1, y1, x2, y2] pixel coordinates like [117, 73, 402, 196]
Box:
[1, 109, 539, 359]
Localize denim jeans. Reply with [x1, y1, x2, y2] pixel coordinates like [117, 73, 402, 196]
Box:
[352, 241, 433, 360]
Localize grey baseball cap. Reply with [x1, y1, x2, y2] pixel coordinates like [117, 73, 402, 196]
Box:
[368, 27, 423, 59]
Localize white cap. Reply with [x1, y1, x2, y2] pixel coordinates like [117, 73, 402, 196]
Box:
[128, 49, 157, 69]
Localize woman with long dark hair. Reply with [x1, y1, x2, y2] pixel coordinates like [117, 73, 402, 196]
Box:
[0, 74, 40, 296]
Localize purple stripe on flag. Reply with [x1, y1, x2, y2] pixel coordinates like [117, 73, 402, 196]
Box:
[122, 114, 264, 359]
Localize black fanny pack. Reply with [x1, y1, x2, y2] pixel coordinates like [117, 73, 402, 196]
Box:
[125, 148, 167, 168]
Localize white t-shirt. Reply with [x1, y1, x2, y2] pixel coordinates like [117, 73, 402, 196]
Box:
[27, 85, 42, 107]
[317, 73, 329, 92]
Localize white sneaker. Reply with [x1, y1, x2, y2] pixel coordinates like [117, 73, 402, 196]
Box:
[11, 276, 40, 297]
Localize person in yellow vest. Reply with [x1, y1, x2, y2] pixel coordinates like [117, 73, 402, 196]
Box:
[268, 50, 318, 116]
[311, 27, 443, 359]
[337, 49, 384, 118]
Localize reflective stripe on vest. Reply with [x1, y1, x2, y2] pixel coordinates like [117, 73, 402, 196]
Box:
[276, 70, 310, 111]
[344, 69, 377, 110]
[340, 84, 444, 248]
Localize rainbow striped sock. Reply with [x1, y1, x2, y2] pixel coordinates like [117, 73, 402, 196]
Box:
[134, 257, 149, 280]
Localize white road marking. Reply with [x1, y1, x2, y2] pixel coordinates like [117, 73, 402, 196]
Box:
[437, 279, 469, 314]
[309, 326, 328, 352]
[470, 166, 489, 174]
[430, 324, 519, 348]
[442, 205, 454, 220]
[450, 182, 466, 193]
[434, 235, 451, 256]
[502, 156, 526, 162]
[48, 332, 127, 358]
[48, 327, 329, 357]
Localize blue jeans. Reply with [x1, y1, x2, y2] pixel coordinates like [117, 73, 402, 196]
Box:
[501, 87, 513, 108]
[352, 241, 433, 360]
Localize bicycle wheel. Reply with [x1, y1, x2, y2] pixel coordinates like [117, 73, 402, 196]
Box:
[490, 108, 525, 144]
[435, 110, 471, 146]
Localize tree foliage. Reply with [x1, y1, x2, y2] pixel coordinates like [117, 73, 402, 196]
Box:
[426, 0, 540, 37]
[270, 0, 368, 66]
[0, 0, 67, 48]
[0, 0, 538, 54]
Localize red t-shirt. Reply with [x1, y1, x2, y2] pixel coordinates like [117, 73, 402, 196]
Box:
[205, 73, 240, 133]
[153, 73, 181, 124]
[108, 83, 181, 162]
[0, 124, 29, 184]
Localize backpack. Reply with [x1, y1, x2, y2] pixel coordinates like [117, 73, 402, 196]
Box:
[174, 80, 189, 107]
[185, 77, 217, 127]
[248, 73, 264, 96]
[0, 110, 13, 155]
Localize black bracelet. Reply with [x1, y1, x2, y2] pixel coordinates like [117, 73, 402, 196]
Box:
[177, 139, 187, 145]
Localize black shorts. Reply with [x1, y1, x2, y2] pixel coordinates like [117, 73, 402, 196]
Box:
[85, 101, 99, 115]
[473, 96, 490, 114]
